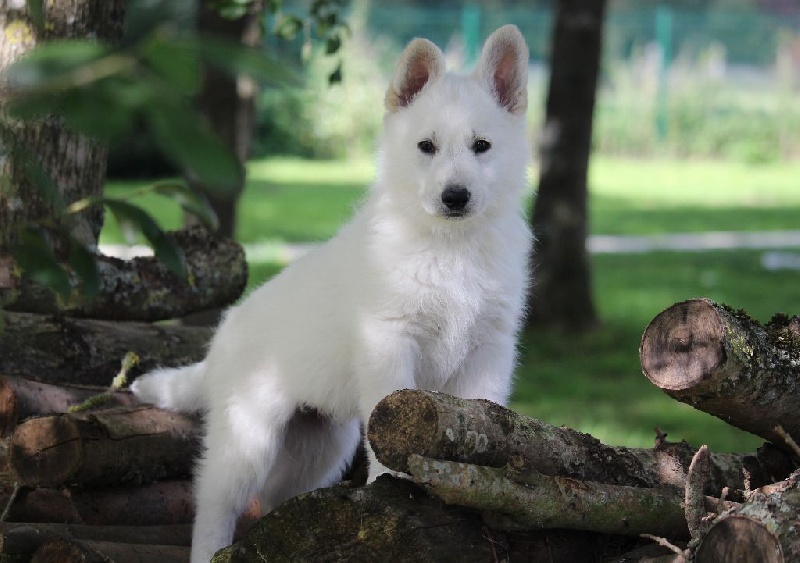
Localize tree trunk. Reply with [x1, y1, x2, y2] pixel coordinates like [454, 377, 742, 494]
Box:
[527, 0, 606, 331]
[695, 470, 800, 563]
[368, 390, 746, 495]
[0, 0, 125, 254]
[212, 475, 636, 563]
[186, 1, 261, 240]
[640, 298, 800, 455]
[181, 1, 262, 327]
[0, 375, 141, 437]
[0, 311, 211, 386]
[3, 225, 247, 321]
[8, 407, 198, 488]
[31, 539, 189, 563]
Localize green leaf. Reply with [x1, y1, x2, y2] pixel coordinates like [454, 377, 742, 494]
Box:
[26, 0, 45, 32]
[325, 34, 342, 55]
[13, 228, 72, 297]
[275, 15, 303, 40]
[145, 102, 243, 197]
[59, 82, 137, 139]
[5, 41, 108, 90]
[194, 35, 296, 85]
[4, 134, 64, 210]
[328, 61, 343, 85]
[140, 35, 202, 95]
[103, 199, 186, 277]
[151, 182, 219, 230]
[67, 237, 100, 298]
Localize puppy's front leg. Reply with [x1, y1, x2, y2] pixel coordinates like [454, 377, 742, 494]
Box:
[442, 332, 516, 407]
[355, 324, 417, 482]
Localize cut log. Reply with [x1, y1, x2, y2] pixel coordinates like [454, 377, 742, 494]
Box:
[4, 225, 247, 322]
[31, 538, 189, 563]
[0, 523, 192, 562]
[0, 522, 192, 546]
[0, 311, 211, 386]
[8, 407, 199, 488]
[407, 455, 692, 539]
[368, 390, 745, 495]
[0, 375, 139, 437]
[4, 481, 195, 525]
[640, 298, 800, 454]
[695, 470, 800, 563]
[212, 475, 637, 563]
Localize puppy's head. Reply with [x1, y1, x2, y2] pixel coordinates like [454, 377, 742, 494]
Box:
[380, 25, 530, 227]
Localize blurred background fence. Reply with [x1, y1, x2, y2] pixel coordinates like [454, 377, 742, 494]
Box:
[258, 2, 800, 162]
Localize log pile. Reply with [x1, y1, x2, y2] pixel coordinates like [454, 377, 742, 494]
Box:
[0, 298, 797, 562]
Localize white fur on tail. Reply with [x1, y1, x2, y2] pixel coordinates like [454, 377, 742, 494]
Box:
[133, 24, 532, 563]
[130, 363, 207, 412]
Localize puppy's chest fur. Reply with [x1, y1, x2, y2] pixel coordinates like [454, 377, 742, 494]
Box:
[378, 239, 507, 383]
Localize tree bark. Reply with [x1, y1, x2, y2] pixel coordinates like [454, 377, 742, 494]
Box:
[368, 390, 745, 495]
[0, 375, 140, 437]
[31, 539, 189, 563]
[187, 0, 261, 240]
[0, 0, 125, 253]
[180, 1, 262, 327]
[3, 226, 247, 321]
[527, 0, 606, 331]
[408, 455, 693, 539]
[0, 311, 211, 386]
[694, 470, 800, 563]
[8, 407, 198, 488]
[640, 298, 800, 455]
[4, 481, 196, 526]
[212, 475, 636, 563]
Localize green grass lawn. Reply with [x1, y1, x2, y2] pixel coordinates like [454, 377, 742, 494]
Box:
[102, 156, 800, 453]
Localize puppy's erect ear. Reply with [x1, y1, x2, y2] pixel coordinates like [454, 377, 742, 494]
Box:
[475, 25, 529, 115]
[385, 38, 445, 113]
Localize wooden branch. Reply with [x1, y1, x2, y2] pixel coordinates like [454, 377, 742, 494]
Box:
[684, 445, 711, 541]
[368, 390, 745, 495]
[31, 538, 189, 563]
[694, 470, 800, 563]
[4, 225, 247, 322]
[640, 298, 800, 453]
[0, 311, 211, 386]
[407, 454, 692, 539]
[212, 475, 635, 563]
[4, 481, 195, 526]
[0, 375, 139, 437]
[8, 407, 198, 488]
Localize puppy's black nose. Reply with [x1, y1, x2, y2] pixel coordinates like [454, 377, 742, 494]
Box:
[441, 185, 471, 211]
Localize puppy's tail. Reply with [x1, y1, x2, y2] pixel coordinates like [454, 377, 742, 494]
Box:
[130, 362, 207, 413]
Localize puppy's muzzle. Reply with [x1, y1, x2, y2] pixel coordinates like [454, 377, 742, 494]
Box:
[441, 185, 471, 218]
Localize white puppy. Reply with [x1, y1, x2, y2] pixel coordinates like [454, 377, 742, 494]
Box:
[132, 24, 532, 563]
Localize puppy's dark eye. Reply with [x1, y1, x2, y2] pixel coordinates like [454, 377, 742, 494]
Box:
[472, 139, 491, 154]
[417, 140, 436, 155]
